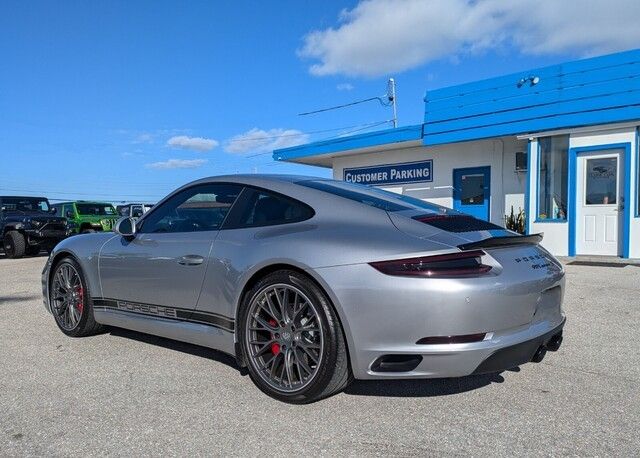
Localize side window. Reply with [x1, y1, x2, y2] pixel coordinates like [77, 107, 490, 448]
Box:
[233, 189, 314, 228]
[138, 184, 243, 234]
[131, 205, 144, 218]
[63, 205, 74, 218]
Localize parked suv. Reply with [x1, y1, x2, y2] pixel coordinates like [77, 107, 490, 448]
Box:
[52, 201, 119, 234]
[1, 196, 70, 258]
[116, 203, 154, 219]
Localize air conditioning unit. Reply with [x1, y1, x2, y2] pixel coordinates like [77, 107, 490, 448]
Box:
[515, 151, 527, 172]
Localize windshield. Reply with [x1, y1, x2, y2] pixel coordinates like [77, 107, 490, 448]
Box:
[2, 197, 50, 212]
[76, 203, 116, 216]
[299, 180, 460, 215]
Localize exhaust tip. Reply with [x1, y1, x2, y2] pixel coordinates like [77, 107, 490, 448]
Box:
[531, 346, 547, 363]
[546, 333, 563, 352]
[371, 355, 422, 373]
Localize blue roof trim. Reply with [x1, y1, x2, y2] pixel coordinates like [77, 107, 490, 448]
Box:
[423, 49, 640, 146]
[274, 49, 640, 163]
[273, 124, 422, 162]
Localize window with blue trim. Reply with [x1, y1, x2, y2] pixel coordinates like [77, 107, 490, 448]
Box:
[537, 135, 569, 221]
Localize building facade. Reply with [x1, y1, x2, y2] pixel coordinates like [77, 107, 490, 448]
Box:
[274, 49, 640, 258]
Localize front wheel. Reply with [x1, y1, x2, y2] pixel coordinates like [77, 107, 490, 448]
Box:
[3, 231, 26, 258]
[50, 257, 103, 337]
[238, 270, 351, 403]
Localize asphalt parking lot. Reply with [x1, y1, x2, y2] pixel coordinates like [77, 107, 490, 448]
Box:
[1, 255, 638, 456]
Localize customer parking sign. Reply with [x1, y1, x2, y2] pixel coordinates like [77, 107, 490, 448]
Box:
[343, 160, 433, 185]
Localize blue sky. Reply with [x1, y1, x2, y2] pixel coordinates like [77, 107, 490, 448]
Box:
[2, 0, 638, 203]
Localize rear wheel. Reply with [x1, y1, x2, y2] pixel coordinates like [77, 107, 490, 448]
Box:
[50, 257, 103, 337]
[81, 228, 96, 234]
[239, 270, 351, 403]
[3, 231, 26, 258]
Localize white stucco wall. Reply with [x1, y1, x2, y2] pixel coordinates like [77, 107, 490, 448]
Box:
[528, 126, 639, 258]
[327, 124, 638, 258]
[332, 137, 527, 227]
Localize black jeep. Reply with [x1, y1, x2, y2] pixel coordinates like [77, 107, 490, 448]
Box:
[1, 196, 71, 258]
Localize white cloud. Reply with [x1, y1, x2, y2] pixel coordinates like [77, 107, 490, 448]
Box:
[145, 159, 208, 170]
[133, 133, 154, 144]
[224, 128, 310, 154]
[299, 0, 640, 77]
[167, 135, 218, 152]
[337, 82, 354, 91]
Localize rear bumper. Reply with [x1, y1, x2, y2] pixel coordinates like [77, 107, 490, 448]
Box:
[472, 318, 565, 374]
[311, 247, 566, 380]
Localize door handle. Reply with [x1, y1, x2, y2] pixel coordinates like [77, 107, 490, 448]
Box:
[178, 255, 204, 266]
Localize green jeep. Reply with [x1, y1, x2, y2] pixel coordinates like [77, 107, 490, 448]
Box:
[52, 201, 119, 234]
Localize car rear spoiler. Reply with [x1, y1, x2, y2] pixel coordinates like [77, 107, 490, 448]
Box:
[457, 233, 543, 251]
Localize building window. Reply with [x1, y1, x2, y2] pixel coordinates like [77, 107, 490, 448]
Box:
[537, 135, 569, 221]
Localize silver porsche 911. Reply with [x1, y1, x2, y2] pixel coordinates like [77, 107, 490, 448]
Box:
[42, 175, 565, 403]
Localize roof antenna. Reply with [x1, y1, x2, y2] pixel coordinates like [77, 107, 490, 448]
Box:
[299, 78, 398, 128]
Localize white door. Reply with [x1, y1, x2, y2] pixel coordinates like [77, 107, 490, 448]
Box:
[575, 149, 624, 256]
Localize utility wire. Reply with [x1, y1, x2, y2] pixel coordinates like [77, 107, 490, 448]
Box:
[298, 96, 390, 116]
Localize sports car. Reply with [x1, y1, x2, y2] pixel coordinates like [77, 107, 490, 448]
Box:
[42, 175, 565, 403]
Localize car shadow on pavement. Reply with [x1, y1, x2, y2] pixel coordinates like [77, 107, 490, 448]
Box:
[107, 327, 243, 373]
[344, 372, 505, 398]
[0, 294, 41, 304]
[0, 252, 48, 260]
[107, 327, 508, 398]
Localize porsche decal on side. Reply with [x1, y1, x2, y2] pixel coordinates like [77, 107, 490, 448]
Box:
[92, 298, 235, 332]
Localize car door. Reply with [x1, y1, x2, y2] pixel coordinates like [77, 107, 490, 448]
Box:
[195, 187, 315, 321]
[98, 183, 243, 311]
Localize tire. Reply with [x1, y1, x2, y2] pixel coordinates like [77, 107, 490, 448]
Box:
[49, 257, 104, 337]
[25, 245, 41, 256]
[3, 231, 26, 259]
[81, 228, 96, 234]
[238, 270, 352, 403]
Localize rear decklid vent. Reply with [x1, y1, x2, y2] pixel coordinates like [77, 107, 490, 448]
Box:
[413, 214, 503, 233]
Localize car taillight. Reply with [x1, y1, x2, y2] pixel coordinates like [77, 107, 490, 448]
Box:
[369, 250, 492, 278]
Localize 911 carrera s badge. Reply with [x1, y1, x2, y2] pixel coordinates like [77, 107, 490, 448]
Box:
[514, 253, 552, 270]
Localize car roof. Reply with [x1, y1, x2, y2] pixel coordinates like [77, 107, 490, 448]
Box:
[187, 173, 328, 186]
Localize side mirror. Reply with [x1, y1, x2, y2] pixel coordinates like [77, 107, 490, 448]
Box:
[114, 217, 136, 238]
[50, 208, 57, 215]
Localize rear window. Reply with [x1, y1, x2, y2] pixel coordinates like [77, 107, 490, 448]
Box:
[299, 180, 459, 215]
[229, 188, 314, 228]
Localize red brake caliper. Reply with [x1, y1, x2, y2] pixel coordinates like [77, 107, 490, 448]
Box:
[76, 286, 84, 313]
[269, 319, 280, 355]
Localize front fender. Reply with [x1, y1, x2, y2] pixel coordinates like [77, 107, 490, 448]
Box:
[43, 233, 119, 311]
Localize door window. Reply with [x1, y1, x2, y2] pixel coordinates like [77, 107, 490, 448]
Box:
[230, 189, 314, 228]
[460, 174, 485, 205]
[537, 135, 569, 220]
[131, 205, 144, 218]
[585, 157, 617, 205]
[139, 184, 243, 233]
